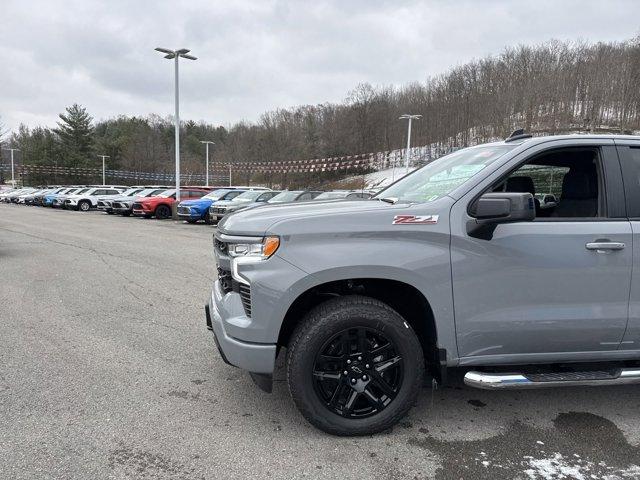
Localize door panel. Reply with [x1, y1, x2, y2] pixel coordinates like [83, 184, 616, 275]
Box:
[616, 142, 640, 349]
[451, 221, 632, 356]
[450, 139, 631, 359]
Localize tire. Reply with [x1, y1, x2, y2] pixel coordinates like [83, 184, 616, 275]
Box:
[122, 212, 131, 217]
[106, 211, 114, 215]
[204, 211, 212, 225]
[155, 204, 171, 220]
[186, 219, 198, 224]
[286, 295, 424, 436]
[78, 200, 91, 212]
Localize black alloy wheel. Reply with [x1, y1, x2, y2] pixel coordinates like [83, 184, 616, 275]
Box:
[286, 295, 424, 436]
[312, 327, 403, 419]
[155, 204, 171, 220]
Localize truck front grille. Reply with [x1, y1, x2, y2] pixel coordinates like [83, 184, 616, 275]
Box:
[217, 266, 252, 317]
[238, 284, 252, 317]
[214, 238, 228, 255]
[217, 266, 233, 294]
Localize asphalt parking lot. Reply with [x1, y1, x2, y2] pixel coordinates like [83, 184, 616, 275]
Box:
[2, 205, 640, 479]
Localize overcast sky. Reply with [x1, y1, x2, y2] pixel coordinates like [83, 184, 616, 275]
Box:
[1, 0, 639, 133]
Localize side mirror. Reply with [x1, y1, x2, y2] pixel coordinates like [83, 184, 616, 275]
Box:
[467, 192, 535, 239]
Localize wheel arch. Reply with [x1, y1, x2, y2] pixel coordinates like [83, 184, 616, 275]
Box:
[278, 278, 440, 375]
[154, 202, 172, 215]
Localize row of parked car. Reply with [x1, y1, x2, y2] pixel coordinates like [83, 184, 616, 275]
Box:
[0, 184, 375, 224]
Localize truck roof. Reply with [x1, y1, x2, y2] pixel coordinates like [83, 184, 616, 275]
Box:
[498, 133, 640, 146]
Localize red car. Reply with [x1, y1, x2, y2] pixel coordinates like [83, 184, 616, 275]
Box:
[132, 188, 211, 219]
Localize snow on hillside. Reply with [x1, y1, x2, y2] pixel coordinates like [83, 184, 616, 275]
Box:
[336, 166, 418, 191]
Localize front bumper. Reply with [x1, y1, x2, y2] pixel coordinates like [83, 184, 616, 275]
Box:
[208, 207, 228, 223]
[132, 204, 152, 216]
[177, 206, 203, 220]
[205, 282, 277, 374]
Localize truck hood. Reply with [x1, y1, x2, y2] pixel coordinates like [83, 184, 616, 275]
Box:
[104, 194, 142, 202]
[179, 198, 213, 208]
[219, 198, 442, 236]
[211, 199, 237, 208]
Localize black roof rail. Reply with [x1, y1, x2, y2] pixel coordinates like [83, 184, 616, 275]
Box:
[505, 128, 533, 142]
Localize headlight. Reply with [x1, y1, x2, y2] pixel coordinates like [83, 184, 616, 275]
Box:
[228, 236, 280, 260]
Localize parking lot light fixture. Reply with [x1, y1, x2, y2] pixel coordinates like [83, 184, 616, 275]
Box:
[200, 141, 215, 187]
[399, 114, 422, 175]
[155, 47, 197, 202]
[98, 155, 110, 185]
[2, 147, 20, 187]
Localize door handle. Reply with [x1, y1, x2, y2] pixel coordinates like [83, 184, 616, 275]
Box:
[585, 242, 625, 252]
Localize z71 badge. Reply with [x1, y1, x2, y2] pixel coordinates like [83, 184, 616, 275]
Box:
[392, 215, 439, 225]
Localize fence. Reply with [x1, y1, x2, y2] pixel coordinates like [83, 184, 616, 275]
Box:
[0, 143, 454, 186]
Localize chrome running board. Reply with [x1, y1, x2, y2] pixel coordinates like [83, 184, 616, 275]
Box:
[464, 368, 640, 389]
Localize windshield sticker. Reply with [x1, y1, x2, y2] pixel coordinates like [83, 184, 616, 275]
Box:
[393, 215, 439, 225]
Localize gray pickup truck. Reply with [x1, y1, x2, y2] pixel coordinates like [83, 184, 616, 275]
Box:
[206, 132, 640, 435]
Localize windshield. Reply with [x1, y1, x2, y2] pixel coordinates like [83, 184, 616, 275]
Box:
[232, 190, 264, 202]
[137, 188, 160, 196]
[377, 144, 514, 202]
[122, 188, 142, 196]
[203, 189, 233, 200]
[315, 191, 349, 200]
[268, 191, 302, 203]
[75, 188, 90, 194]
[157, 189, 175, 198]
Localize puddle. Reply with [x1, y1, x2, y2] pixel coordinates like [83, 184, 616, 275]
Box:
[409, 412, 640, 479]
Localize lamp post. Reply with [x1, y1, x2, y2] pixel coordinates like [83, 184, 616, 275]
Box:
[200, 140, 215, 187]
[98, 155, 110, 185]
[2, 148, 19, 187]
[155, 47, 197, 202]
[399, 114, 422, 175]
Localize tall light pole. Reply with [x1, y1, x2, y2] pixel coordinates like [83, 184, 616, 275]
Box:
[155, 47, 197, 202]
[200, 140, 215, 187]
[399, 114, 422, 174]
[2, 148, 19, 187]
[98, 155, 110, 185]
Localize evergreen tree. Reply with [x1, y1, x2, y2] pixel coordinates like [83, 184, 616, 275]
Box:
[53, 104, 95, 167]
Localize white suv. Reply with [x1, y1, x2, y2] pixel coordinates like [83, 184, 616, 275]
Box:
[64, 187, 126, 211]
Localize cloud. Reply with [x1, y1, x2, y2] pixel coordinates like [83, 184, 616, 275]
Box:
[1, 0, 639, 132]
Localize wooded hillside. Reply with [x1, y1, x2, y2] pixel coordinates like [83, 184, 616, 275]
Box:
[3, 37, 640, 186]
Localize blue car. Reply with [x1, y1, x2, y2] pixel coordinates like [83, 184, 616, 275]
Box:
[177, 188, 247, 224]
[43, 187, 79, 207]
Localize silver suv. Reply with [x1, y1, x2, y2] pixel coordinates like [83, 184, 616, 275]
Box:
[206, 133, 640, 435]
[64, 187, 125, 211]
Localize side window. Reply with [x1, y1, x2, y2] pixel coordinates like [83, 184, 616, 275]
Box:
[492, 148, 603, 219]
[298, 193, 311, 201]
[618, 146, 640, 218]
[225, 191, 242, 200]
[258, 192, 274, 201]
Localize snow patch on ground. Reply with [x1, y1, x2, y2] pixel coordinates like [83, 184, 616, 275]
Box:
[521, 453, 640, 480]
